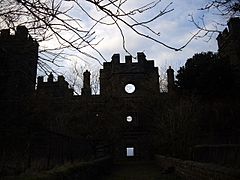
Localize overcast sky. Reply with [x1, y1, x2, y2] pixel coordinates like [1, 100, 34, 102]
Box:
[39, 0, 227, 79]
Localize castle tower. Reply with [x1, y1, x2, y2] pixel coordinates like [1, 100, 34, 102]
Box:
[167, 66, 175, 94]
[216, 17, 240, 89]
[0, 26, 39, 98]
[217, 17, 240, 66]
[81, 70, 91, 96]
[100, 52, 160, 97]
[99, 52, 160, 160]
[47, 72, 54, 83]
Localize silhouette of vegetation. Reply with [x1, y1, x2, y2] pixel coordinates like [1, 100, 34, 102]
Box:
[1, 3, 240, 177]
[154, 45, 239, 160]
[176, 52, 237, 97]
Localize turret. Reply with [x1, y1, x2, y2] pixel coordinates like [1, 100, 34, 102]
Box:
[0, 26, 38, 98]
[227, 17, 240, 35]
[48, 73, 54, 83]
[167, 66, 175, 94]
[137, 52, 147, 63]
[216, 17, 240, 67]
[16, 26, 28, 40]
[217, 17, 240, 49]
[81, 70, 91, 96]
[37, 76, 44, 89]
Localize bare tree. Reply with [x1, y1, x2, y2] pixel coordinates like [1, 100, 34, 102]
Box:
[66, 61, 100, 95]
[66, 61, 86, 95]
[90, 71, 100, 95]
[159, 66, 168, 93]
[201, 0, 240, 17]
[0, 0, 203, 74]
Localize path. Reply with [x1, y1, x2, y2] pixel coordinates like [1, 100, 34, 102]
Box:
[102, 161, 181, 180]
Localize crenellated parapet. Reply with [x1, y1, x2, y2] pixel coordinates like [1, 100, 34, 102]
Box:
[100, 52, 160, 97]
[37, 73, 73, 97]
[0, 26, 36, 43]
[101, 52, 156, 74]
[166, 66, 175, 94]
[0, 26, 39, 98]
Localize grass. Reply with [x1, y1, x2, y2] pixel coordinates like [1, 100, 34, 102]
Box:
[2, 161, 96, 180]
[103, 161, 182, 180]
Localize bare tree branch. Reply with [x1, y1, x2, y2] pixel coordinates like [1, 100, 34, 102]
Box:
[190, 0, 240, 41]
[0, 0, 208, 73]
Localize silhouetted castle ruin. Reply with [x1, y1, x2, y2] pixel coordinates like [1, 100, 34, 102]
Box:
[217, 17, 240, 66]
[0, 17, 240, 166]
[0, 26, 38, 98]
[34, 51, 166, 160]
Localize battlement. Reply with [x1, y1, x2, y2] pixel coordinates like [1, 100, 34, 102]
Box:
[217, 17, 240, 48]
[100, 52, 159, 96]
[103, 52, 153, 71]
[110, 52, 147, 64]
[37, 74, 73, 97]
[37, 74, 68, 85]
[0, 26, 38, 98]
[0, 26, 35, 42]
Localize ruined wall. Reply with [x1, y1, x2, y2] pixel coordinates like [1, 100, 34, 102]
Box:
[192, 144, 240, 168]
[155, 155, 240, 180]
[37, 74, 73, 97]
[99, 52, 161, 160]
[217, 17, 240, 66]
[0, 26, 38, 98]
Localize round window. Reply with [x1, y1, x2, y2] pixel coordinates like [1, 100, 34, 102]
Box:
[126, 116, 133, 122]
[125, 84, 135, 94]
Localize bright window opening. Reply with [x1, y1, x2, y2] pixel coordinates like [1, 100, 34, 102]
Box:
[126, 147, 134, 157]
[125, 84, 135, 94]
[126, 116, 133, 122]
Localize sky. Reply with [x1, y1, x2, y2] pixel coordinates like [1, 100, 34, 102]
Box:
[38, 0, 227, 83]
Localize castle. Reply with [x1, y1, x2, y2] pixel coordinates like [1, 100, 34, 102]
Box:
[0, 17, 239, 163]
[0, 25, 173, 161]
[217, 17, 240, 66]
[0, 26, 38, 98]
[35, 52, 167, 160]
[217, 17, 240, 88]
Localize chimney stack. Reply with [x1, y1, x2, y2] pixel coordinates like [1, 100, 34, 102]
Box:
[81, 70, 91, 96]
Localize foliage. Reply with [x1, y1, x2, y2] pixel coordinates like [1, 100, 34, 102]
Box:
[176, 52, 236, 97]
[154, 51, 240, 158]
[153, 95, 201, 159]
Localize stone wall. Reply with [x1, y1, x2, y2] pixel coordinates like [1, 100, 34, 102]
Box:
[3, 156, 112, 180]
[192, 144, 240, 168]
[155, 155, 240, 180]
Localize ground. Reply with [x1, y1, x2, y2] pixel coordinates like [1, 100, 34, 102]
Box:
[102, 161, 181, 180]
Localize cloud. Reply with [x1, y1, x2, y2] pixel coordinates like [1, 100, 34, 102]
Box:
[38, 0, 223, 79]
